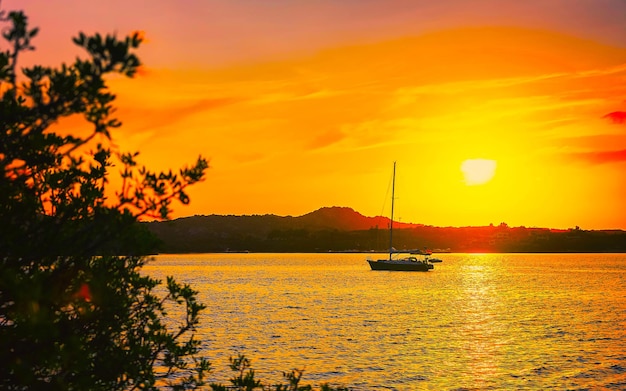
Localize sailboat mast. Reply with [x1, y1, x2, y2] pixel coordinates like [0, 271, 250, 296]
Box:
[389, 161, 396, 261]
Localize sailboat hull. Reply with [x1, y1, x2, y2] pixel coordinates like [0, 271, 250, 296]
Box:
[368, 259, 433, 271]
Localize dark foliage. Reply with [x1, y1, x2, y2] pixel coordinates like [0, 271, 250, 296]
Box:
[0, 7, 210, 390]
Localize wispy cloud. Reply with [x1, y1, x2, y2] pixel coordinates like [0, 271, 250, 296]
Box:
[131, 98, 240, 133]
[567, 149, 626, 164]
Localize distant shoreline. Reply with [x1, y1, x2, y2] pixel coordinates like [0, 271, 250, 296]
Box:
[144, 207, 626, 254]
[151, 250, 626, 255]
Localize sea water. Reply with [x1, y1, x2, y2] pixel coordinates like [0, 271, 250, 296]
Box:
[143, 253, 626, 390]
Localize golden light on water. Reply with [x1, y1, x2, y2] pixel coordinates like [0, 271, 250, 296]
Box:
[461, 159, 497, 186]
[143, 253, 626, 388]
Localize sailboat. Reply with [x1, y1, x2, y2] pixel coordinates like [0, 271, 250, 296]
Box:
[367, 162, 434, 271]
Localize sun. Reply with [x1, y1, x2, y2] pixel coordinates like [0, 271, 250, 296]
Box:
[461, 159, 497, 185]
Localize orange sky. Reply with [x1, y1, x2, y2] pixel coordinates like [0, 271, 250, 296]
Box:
[9, 0, 626, 229]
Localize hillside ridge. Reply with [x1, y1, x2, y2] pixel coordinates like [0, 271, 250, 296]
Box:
[144, 207, 626, 253]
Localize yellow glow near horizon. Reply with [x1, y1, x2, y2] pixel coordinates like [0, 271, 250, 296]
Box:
[461, 159, 497, 186]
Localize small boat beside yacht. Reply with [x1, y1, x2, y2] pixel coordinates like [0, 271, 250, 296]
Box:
[409, 247, 443, 262]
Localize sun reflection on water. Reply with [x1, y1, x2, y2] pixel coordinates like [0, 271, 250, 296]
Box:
[144, 253, 626, 390]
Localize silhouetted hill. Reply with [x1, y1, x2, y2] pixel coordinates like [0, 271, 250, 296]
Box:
[144, 207, 626, 253]
[296, 207, 415, 231]
[145, 207, 393, 252]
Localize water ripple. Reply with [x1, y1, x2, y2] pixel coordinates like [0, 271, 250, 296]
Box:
[144, 253, 626, 390]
